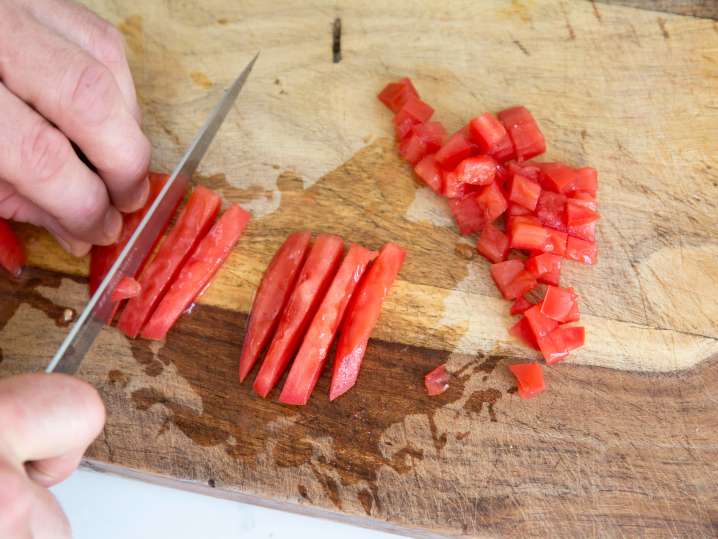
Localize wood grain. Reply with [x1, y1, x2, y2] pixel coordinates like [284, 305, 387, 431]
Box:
[1, 0, 717, 536]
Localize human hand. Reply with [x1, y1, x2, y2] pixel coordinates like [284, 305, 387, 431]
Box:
[0, 0, 151, 256]
[0, 373, 105, 538]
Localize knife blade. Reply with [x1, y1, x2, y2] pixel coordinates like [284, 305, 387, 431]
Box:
[46, 52, 259, 374]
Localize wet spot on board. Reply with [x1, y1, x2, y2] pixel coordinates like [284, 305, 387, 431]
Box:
[118, 15, 144, 57]
[108, 370, 129, 388]
[190, 71, 213, 90]
[217, 18, 229, 25]
[464, 388, 502, 422]
[455, 242, 475, 260]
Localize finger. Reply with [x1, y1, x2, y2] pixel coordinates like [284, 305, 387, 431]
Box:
[25, 448, 84, 488]
[19, 0, 143, 122]
[29, 481, 72, 539]
[0, 8, 151, 213]
[0, 83, 122, 245]
[0, 373, 105, 463]
[0, 463, 33, 539]
[0, 181, 92, 256]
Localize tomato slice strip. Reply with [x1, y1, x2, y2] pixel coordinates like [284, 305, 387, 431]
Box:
[509, 363, 545, 399]
[111, 277, 141, 303]
[238, 231, 312, 382]
[540, 286, 577, 322]
[330, 243, 406, 401]
[278, 244, 377, 405]
[140, 205, 251, 341]
[0, 218, 26, 277]
[424, 364, 450, 396]
[253, 234, 345, 398]
[117, 186, 221, 338]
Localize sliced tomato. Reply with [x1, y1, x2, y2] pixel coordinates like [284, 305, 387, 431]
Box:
[395, 115, 416, 141]
[540, 286, 577, 322]
[565, 236, 597, 265]
[545, 228, 568, 256]
[509, 316, 539, 350]
[507, 214, 542, 236]
[468, 112, 514, 162]
[435, 130, 477, 170]
[537, 163, 577, 193]
[0, 218, 25, 277]
[566, 199, 599, 227]
[508, 173, 541, 212]
[573, 167, 597, 196]
[524, 304, 559, 339]
[539, 325, 585, 365]
[424, 364, 450, 396]
[118, 186, 221, 338]
[412, 122, 447, 152]
[111, 277, 141, 302]
[535, 190, 567, 231]
[509, 363, 545, 399]
[399, 134, 428, 165]
[330, 243, 406, 401]
[510, 295, 534, 315]
[141, 205, 251, 341]
[526, 253, 562, 286]
[510, 222, 550, 251]
[378, 78, 418, 113]
[508, 162, 541, 183]
[476, 181, 507, 223]
[414, 154, 443, 194]
[253, 234, 344, 398]
[278, 244, 377, 405]
[497, 106, 546, 161]
[562, 300, 581, 323]
[567, 221, 596, 243]
[454, 155, 497, 186]
[238, 232, 312, 382]
[448, 195, 485, 235]
[491, 259, 535, 300]
[508, 203, 531, 216]
[394, 97, 434, 127]
[476, 223, 509, 263]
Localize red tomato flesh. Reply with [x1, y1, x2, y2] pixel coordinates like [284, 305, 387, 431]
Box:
[491, 260, 536, 300]
[330, 243, 406, 401]
[238, 231, 312, 382]
[253, 234, 345, 398]
[574, 167, 598, 196]
[509, 173, 541, 211]
[524, 304, 558, 338]
[526, 253, 562, 286]
[412, 122, 447, 152]
[435, 131, 477, 170]
[508, 203, 531, 216]
[468, 113, 514, 162]
[566, 200, 599, 227]
[540, 286, 577, 322]
[454, 155, 497, 187]
[545, 228, 568, 256]
[535, 190, 567, 231]
[377, 77, 419, 113]
[510, 296, 534, 315]
[399, 134, 428, 165]
[424, 364, 450, 396]
[414, 154, 443, 194]
[476, 223, 509, 263]
[118, 186, 221, 338]
[510, 223, 550, 251]
[509, 363, 545, 399]
[565, 236, 598, 265]
[497, 106, 546, 161]
[509, 316, 539, 350]
[394, 97, 434, 126]
[141, 205, 251, 341]
[278, 244, 377, 405]
[476, 181, 508, 223]
[0, 218, 26, 277]
[111, 277, 141, 302]
[448, 195, 485, 235]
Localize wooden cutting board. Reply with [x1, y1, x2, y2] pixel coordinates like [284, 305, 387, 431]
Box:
[1, 1, 717, 536]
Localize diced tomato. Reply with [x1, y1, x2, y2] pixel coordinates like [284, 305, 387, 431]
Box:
[111, 277, 141, 302]
[494, 163, 511, 190]
[394, 97, 434, 127]
[565, 236, 597, 265]
[508, 162, 541, 183]
[505, 270, 538, 300]
[424, 364, 450, 396]
[509, 316, 539, 350]
[468, 113, 514, 162]
[508, 203, 531, 216]
[526, 253, 562, 286]
[254, 234, 345, 398]
[563, 300, 580, 323]
[395, 115, 416, 141]
[0, 219, 25, 277]
[535, 190, 567, 231]
[497, 106, 546, 161]
[567, 221, 596, 242]
[507, 215, 542, 237]
[510, 295, 534, 315]
[541, 326, 585, 365]
[399, 134, 428, 165]
[545, 228, 568, 256]
[540, 286, 577, 322]
[573, 167, 598, 196]
[524, 304, 558, 338]
[412, 122, 447, 152]
[141, 205, 251, 341]
[476, 181, 507, 223]
[377, 77, 419, 113]
[435, 131, 477, 170]
[476, 223, 509, 263]
[537, 163, 577, 193]
[448, 195, 485, 235]
[414, 154, 443, 194]
[509, 363, 545, 399]
[490, 259, 523, 299]
[238, 232, 312, 382]
[510, 223, 549, 251]
[278, 244, 377, 405]
[118, 186, 221, 338]
[330, 243, 406, 401]
[509, 173, 541, 211]
[566, 199, 599, 227]
[454, 155, 497, 186]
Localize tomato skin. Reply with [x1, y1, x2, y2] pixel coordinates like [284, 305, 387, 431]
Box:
[510, 296, 534, 315]
[435, 131, 477, 170]
[497, 106, 546, 161]
[540, 286, 577, 322]
[448, 195, 485, 235]
[330, 243, 406, 401]
[111, 277, 141, 302]
[278, 244, 377, 405]
[118, 186, 221, 338]
[238, 232, 312, 382]
[468, 113, 514, 162]
[509, 363, 545, 399]
[509, 316, 539, 350]
[0, 218, 25, 277]
[476, 223, 509, 263]
[565, 236, 597, 265]
[509, 173, 541, 211]
[476, 181, 508, 223]
[414, 154, 443, 194]
[253, 234, 345, 398]
[424, 364, 450, 396]
[141, 205, 251, 341]
[378, 78, 419, 113]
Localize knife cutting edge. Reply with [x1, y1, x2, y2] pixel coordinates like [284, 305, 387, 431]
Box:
[46, 52, 259, 375]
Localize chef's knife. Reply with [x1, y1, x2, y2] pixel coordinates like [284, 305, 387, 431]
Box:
[46, 52, 259, 374]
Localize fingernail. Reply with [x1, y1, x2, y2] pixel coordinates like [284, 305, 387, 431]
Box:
[104, 208, 122, 242]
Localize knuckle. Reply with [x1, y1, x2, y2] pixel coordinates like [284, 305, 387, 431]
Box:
[63, 59, 116, 124]
[76, 183, 109, 225]
[21, 123, 71, 184]
[111, 132, 151, 182]
[90, 22, 127, 66]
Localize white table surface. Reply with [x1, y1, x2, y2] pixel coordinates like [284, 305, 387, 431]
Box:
[52, 469, 402, 539]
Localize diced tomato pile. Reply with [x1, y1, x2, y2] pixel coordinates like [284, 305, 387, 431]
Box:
[379, 77, 600, 399]
[240, 234, 404, 404]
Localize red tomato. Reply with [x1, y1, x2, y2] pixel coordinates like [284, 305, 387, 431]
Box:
[111, 277, 141, 303]
[0, 218, 25, 277]
[566, 199, 599, 227]
[540, 286, 577, 322]
[510, 295, 534, 315]
[507, 214, 542, 236]
[509, 363, 545, 399]
[377, 78, 419, 113]
[573, 167, 598, 196]
[490, 259, 523, 299]
[505, 270, 538, 300]
[118, 186, 221, 338]
[394, 97, 434, 126]
[279, 244, 377, 405]
[535, 190, 567, 231]
[567, 221, 596, 243]
[476, 223, 509, 263]
[526, 253, 562, 286]
[537, 163, 578, 193]
[330, 243, 406, 401]
[497, 106, 546, 161]
[562, 300, 581, 323]
[424, 364, 450, 396]
[540, 325, 585, 365]
[509, 316, 539, 350]
[399, 134, 428, 165]
[508, 162, 541, 183]
[510, 222, 549, 251]
[412, 122, 447, 152]
[468, 112, 514, 162]
[141, 205, 251, 341]
[238, 231, 312, 382]
[545, 228, 568, 256]
[524, 304, 558, 338]
[435, 131, 477, 170]
[476, 181, 508, 223]
[414, 154, 443, 194]
[395, 115, 416, 141]
[454, 155, 497, 186]
[565, 236, 598, 265]
[509, 173, 541, 211]
[254, 234, 345, 398]
[508, 203, 531, 216]
[448, 195, 485, 235]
